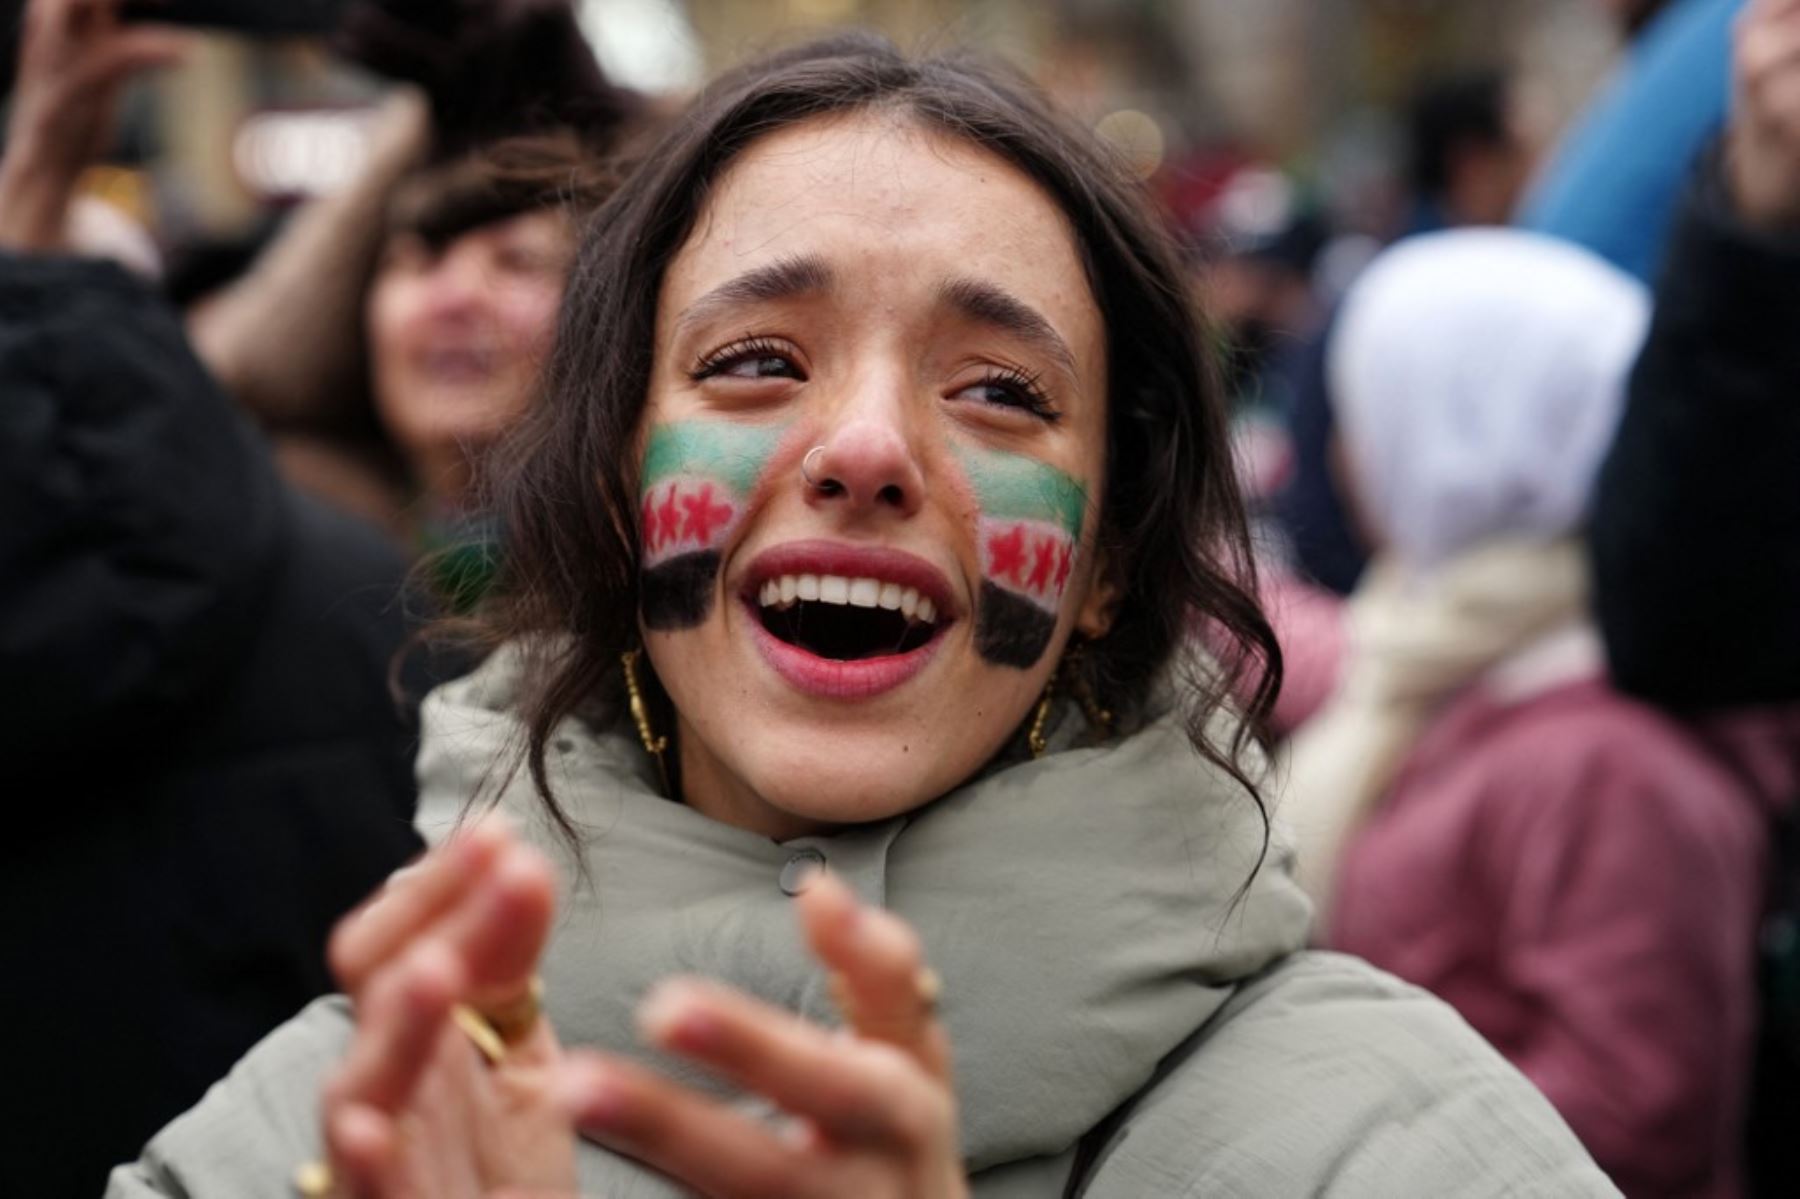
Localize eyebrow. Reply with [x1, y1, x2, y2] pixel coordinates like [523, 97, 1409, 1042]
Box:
[674, 254, 835, 336]
[937, 277, 1079, 383]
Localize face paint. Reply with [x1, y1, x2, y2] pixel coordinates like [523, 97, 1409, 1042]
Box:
[640, 421, 785, 629]
[955, 445, 1087, 669]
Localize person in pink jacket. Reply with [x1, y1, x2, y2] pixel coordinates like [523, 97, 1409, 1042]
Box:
[1273, 227, 1792, 1198]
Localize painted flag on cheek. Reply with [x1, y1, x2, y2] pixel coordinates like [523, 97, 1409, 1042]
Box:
[639, 422, 784, 630]
[959, 447, 1087, 670]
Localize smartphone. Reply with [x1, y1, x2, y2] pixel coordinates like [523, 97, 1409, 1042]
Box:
[118, 0, 351, 35]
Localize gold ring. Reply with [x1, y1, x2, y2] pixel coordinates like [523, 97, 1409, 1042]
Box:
[451, 976, 545, 1065]
[482, 975, 545, 1043]
[916, 967, 942, 1015]
[293, 1159, 336, 1198]
[829, 966, 942, 1029]
[451, 1004, 508, 1066]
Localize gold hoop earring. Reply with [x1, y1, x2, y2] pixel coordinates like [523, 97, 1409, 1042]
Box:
[1068, 657, 1115, 737]
[621, 649, 671, 795]
[1028, 647, 1114, 759]
[1027, 659, 1062, 760]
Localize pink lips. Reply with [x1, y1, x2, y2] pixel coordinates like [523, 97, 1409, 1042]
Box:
[741, 540, 957, 700]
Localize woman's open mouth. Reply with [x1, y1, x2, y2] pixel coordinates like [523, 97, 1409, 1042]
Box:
[756, 573, 939, 658]
[740, 542, 956, 699]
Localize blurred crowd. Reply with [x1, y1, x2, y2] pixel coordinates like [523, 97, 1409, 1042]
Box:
[4, 0, 1800, 1196]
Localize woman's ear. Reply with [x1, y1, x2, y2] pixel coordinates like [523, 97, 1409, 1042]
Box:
[1074, 547, 1122, 640]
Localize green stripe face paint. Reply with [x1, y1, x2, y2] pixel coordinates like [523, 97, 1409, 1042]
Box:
[639, 421, 785, 629]
[955, 445, 1089, 669]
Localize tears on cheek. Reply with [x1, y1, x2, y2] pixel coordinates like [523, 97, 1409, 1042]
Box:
[639, 421, 788, 629]
[954, 446, 1088, 669]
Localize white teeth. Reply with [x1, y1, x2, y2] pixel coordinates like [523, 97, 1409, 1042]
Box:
[755, 572, 940, 622]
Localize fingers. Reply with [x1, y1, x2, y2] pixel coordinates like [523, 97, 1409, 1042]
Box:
[329, 820, 508, 995]
[324, 1101, 399, 1198]
[1740, 5, 1800, 86]
[1747, 0, 1800, 22]
[563, 1051, 821, 1199]
[321, 941, 465, 1194]
[70, 25, 188, 91]
[635, 976, 953, 1152]
[332, 818, 560, 1083]
[439, 841, 558, 1018]
[797, 872, 951, 1082]
[330, 941, 464, 1115]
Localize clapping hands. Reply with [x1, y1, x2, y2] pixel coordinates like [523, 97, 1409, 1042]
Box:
[317, 819, 968, 1198]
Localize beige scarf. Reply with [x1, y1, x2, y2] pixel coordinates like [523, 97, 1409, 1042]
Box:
[1277, 538, 1590, 921]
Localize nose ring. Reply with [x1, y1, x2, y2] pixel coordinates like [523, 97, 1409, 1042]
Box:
[801, 445, 829, 491]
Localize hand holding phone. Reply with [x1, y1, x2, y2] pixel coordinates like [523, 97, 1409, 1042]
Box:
[0, 0, 185, 252]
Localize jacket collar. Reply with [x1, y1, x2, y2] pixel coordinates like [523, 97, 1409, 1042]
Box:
[416, 647, 1312, 1170]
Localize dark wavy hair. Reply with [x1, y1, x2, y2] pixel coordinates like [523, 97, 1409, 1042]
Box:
[468, 31, 1282, 845]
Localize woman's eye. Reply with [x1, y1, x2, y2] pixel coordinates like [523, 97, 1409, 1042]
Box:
[691, 339, 805, 383]
[495, 247, 556, 276]
[721, 354, 799, 380]
[956, 373, 1059, 423]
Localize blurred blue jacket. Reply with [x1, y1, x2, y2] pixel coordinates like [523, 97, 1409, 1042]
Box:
[1517, 0, 1743, 282]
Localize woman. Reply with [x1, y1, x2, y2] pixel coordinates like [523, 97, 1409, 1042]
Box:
[187, 1, 636, 561]
[111, 35, 1614, 1197]
[1282, 228, 1782, 1197]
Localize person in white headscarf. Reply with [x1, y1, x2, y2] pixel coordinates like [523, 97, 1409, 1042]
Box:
[1281, 228, 1781, 1198]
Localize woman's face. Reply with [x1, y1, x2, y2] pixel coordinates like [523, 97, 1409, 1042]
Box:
[639, 112, 1114, 838]
[368, 208, 573, 504]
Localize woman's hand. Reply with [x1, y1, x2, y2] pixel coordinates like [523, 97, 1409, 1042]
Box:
[317, 821, 967, 1198]
[564, 870, 968, 1199]
[319, 819, 582, 1195]
[0, 0, 185, 252]
[1730, 0, 1800, 229]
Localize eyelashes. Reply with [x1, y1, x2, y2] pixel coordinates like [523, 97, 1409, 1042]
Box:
[688, 335, 1061, 424]
[689, 336, 804, 382]
[962, 364, 1059, 423]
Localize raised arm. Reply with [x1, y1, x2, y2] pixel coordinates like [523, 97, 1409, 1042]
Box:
[0, 0, 295, 763]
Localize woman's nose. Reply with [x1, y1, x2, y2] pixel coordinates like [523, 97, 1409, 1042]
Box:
[420, 247, 490, 322]
[803, 416, 925, 518]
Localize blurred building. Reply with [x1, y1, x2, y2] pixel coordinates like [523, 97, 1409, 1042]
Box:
[90, 0, 1617, 252]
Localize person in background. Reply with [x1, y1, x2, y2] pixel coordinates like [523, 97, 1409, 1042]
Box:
[1588, 2, 1800, 1191]
[1403, 68, 1533, 234]
[1517, 0, 1743, 281]
[111, 32, 1616, 1199]
[188, 0, 637, 573]
[1265, 66, 1529, 599]
[1277, 227, 1786, 1198]
[0, 1, 423, 1192]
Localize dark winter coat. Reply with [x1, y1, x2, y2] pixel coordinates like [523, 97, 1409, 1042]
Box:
[1590, 155, 1800, 709]
[0, 254, 422, 1197]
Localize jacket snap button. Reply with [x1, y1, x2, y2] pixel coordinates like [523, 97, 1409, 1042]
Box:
[779, 848, 827, 896]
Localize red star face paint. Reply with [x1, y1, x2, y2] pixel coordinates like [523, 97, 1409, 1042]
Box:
[957, 445, 1088, 669]
[639, 422, 785, 629]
